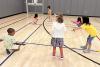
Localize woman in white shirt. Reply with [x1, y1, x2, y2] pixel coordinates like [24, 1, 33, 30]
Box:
[51, 15, 66, 59]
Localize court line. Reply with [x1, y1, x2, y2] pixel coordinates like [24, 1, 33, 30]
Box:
[0, 15, 32, 30]
[23, 42, 51, 47]
[0, 13, 25, 25]
[0, 21, 32, 66]
[20, 42, 99, 53]
[0, 17, 48, 66]
[43, 20, 100, 66]
[16, 22, 31, 32]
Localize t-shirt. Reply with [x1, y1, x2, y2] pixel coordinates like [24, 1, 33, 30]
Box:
[52, 22, 66, 38]
[81, 24, 97, 37]
[1, 35, 16, 49]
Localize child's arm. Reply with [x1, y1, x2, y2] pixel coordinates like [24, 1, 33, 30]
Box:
[13, 42, 25, 45]
[73, 27, 81, 31]
[72, 24, 83, 31]
[34, 19, 38, 24]
[12, 38, 25, 45]
[32, 18, 38, 24]
[71, 21, 79, 25]
[72, 21, 76, 23]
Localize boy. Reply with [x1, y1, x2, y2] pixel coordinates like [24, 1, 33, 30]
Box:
[0, 28, 25, 54]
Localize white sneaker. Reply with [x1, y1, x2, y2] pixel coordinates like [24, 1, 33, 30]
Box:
[60, 57, 64, 60]
[83, 49, 90, 53]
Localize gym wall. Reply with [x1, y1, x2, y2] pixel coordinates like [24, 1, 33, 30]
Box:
[28, 0, 100, 16]
[0, 0, 100, 17]
[0, 0, 24, 18]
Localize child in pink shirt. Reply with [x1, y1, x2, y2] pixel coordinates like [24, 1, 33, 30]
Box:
[72, 17, 82, 27]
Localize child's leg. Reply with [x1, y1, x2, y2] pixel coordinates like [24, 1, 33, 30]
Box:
[48, 15, 52, 22]
[59, 47, 63, 58]
[34, 19, 38, 24]
[87, 36, 94, 50]
[53, 47, 56, 56]
[88, 44, 91, 51]
[83, 36, 94, 53]
[49, 15, 50, 21]
[50, 15, 52, 21]
[82, 35, 90, 49]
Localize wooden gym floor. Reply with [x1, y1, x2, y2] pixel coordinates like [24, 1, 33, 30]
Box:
[0, 13, 100, 67]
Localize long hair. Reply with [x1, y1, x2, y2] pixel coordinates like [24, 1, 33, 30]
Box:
[77, 17, 81, 22]
[82, 16, 90, 25]
[47, 5, 51, 9]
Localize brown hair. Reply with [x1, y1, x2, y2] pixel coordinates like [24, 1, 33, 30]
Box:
[47, 5, 51, 9]
[82, 16, 90, 25]
[57, 15, 63, 23]
[34, 13, 38, 18]
[7, 28, 15, 34]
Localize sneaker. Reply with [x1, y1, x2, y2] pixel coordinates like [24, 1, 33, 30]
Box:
[83, 49, 90, 53]
[60, 57, 64, 60]
[81, 46, 87, 50]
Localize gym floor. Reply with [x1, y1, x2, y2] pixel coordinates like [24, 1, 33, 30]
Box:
[0, 13, 100, 67]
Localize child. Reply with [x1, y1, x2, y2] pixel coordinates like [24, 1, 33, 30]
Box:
[73, 16, 97, 53]
[33, 13, 38, 24]
[47, 5, 52, 22]
[72, 17, 82, 27]
[51, 15, 66, 59]
[0, 28, 25, 54]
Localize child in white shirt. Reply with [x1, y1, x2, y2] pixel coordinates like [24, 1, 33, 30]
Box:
[51, 15, 66, 59]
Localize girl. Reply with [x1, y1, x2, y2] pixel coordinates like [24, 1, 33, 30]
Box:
[51, 15, 66, 59]
[33, 13, 38, 24]
[47, 5, 52, 22]
[72, 17, 82, 27]
[73, 16, 97, 53]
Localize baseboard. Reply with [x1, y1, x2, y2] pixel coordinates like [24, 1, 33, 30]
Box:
[0, 12, 25, 19]
[63, 14, 100, 17]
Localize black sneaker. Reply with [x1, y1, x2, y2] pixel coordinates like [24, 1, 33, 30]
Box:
[6, 49, 10, 55]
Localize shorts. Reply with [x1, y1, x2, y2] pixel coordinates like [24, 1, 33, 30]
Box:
[87, 35, 95, 44]
[51, 38, 64, 47]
